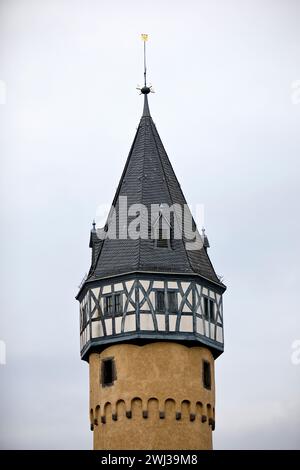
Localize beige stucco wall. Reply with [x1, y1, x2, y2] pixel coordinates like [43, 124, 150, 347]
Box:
[89, 342, 215, 450]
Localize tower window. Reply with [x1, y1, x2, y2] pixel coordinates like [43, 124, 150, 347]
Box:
[168, 291, 178, 313]
[203, 360, 211, 390]
[209, 299, 215, 322]
[203, 297, 209, 320]
[115, 294, 121, 314]
[101, 357, 116, 387]
[203, 296, 215, 322]
[104, 293, 122, 315]
[81, 304, 88, 328]
[156, 290, 178, 313]
[156, 290, 165, 311]
[104, 295, 113, 315]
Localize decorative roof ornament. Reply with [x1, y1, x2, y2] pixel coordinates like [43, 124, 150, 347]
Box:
[136, 34, 155, 96]
[202, 227, 210, 249]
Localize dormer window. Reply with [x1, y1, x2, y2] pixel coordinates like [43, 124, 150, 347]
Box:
[152, 212, 171, 249]
[156, 228, 170, 248]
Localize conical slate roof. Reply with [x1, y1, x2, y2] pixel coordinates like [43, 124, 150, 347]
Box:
[87, 94, 222, 286]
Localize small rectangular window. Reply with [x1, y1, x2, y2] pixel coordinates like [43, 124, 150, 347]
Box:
[168, 291, 178, 313]
[203, 360, 211, 390]
[82, 304, 88, 327]
[114, 294, 121, 314]
[156, 228, 170, 248]
[203, 297, 209, 320]
[209, 299, 215, 322]
[156, 290, 165, 312]
[101, 358, 116, 387]
[104, 295, 113, 315]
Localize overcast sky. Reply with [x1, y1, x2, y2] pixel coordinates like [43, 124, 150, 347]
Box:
[0, 0, 300, 449]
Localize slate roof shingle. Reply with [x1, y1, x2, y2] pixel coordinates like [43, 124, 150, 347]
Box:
[86, 95, 223, 287]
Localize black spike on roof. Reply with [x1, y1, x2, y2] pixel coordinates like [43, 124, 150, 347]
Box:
[87, 95, 222, 286]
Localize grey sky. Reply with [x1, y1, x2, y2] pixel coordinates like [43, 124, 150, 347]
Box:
[0, 0, 300, 449]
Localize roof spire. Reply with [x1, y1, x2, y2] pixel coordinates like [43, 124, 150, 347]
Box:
[136, 34, 155, 117]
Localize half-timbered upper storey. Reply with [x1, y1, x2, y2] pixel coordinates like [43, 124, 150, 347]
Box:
[77, 90, 226, 360]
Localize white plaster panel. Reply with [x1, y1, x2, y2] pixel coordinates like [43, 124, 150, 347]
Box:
[169, 314, 177, 331]
[204, 320, 210, 336]
[124, 314, 136, 332]
[104, 318, 112, 335]
[102, 285, 112, 294]
[181, 282, 190, 293]
[140, 313, 155, 331]
[140, 280, 150, 291]
[115, 317, 122, 334]
[196, 316, 204, 335]
[142, 300, 151, 311]
[114, 283, 123, 292]
[168, 281, 178, 289]
[156, 314, 165, 331]
[216, 326, 223, 343]
[182, 303, 192, 312]
[209, 290, 215, 300]
[91, 307, 98, 319]
[92, 287, 100, 298]
[202, 287, 208, 296]
[149, 291, 155, 306]
[92, 321, 102, 338]
[127, 303, 136, 312]
[153, 281, 164, 288]
[125, 280, 134, 292]
[180, 316, 193, 332]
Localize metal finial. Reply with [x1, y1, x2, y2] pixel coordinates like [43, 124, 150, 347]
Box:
[92, 219, 96, 231]
[136, 34, 155, 96]
[141, 34, 148, 86]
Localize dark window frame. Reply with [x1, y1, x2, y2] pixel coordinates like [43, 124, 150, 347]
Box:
[81, 304, 88, 330]
[209, 299, 215, 322]
[155, 289, 178, 313]
[114, 293, 121, 314]
[202, 360, 211, 390]
[103, 293, 123, 316]
[152, 215, 172, 249]
[203, 296, 215, 322]
[101, 357, 116, 387]
[155, 227, 170, 248]
[156, 290, 165, 312]
[168, 290, 178, 313]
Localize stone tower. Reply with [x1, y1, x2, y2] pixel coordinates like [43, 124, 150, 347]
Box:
[76, 44, 226, 450]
